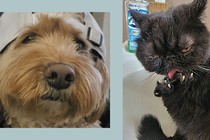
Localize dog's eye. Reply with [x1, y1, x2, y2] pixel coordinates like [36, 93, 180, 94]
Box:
[22, 33, 37, 44]
[75, 39, 86, 51]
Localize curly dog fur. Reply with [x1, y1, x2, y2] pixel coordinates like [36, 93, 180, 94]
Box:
[0, 13, 109, 128]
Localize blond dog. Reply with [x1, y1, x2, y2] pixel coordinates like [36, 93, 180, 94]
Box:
[0, 13, 109, 128]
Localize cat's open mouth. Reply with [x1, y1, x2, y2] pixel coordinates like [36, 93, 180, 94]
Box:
[167, 68, 181, 79]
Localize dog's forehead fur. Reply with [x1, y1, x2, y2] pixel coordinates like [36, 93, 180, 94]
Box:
[31, 15, 81, 37]
[12, 14, 91, 53]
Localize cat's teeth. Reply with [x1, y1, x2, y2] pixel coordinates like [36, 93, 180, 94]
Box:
[164, 80, 167, 83]
[190, 73, 193, 79]
[167, 84, 171, 89]
[180, 75, 185, 82]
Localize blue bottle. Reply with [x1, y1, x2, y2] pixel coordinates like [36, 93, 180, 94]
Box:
[125, 0, 149, 53]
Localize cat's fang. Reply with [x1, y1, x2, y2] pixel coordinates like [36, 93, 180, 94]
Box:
[180, 75, 185, 82]
[167, 84, 171, 89]
[190, 73, 194, 79]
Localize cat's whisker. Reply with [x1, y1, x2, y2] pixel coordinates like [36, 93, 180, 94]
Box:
[199, 65, 210, 68]
[198, 65, 210, 71]
[197, 66, 210, 72]
[143, 72, 158, 90]
[142, 72, 165, 93]
[143, 72, 156, 82]
[189, 68, 201, 78]
[195, 66, 210, 76]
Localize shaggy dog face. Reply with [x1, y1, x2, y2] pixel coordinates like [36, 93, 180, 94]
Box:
[0, 14, 109, 127]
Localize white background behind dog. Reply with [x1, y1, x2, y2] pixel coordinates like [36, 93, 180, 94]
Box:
[92, 13, 110, 70]
[0, 1, 120, 140]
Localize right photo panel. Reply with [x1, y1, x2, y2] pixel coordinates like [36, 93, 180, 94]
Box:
[123, 0, 210, 140]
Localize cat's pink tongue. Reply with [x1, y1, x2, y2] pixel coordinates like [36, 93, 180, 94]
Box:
[168, 68, 179, 79]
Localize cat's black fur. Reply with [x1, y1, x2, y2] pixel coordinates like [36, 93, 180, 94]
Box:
[131, 0, 210, 139]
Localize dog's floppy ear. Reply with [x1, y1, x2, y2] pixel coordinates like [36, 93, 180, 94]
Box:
[85, 58, 109, 126]
[90, 49, 103, 62]
[0, 100, 8, 127]
[99, 98, 110, 127]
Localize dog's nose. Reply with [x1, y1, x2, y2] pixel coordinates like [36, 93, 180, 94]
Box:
[45, 64, 75, 90]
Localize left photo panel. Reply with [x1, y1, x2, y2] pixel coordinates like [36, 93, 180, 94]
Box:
[0, 12, 110, 128]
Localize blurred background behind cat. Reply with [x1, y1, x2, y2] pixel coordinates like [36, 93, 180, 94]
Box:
[123, 0, 210, 42]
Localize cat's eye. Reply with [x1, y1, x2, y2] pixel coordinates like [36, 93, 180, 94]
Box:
[148, 55, 159, 59]
[21, 33, 37, 44]
[181, 46, 192, 53]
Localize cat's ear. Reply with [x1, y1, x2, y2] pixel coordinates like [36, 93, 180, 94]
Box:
[172, 0, 207, 22]
[189, 0, 207, 18]
[130, 10, 148, 27]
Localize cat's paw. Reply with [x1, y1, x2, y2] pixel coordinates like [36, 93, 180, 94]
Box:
[154, 78, 174, 97]
[154, 72, 194, 97]
[179, 72, 194, 84]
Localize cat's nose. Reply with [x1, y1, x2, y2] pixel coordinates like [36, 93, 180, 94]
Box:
[166, 55, 175, 60]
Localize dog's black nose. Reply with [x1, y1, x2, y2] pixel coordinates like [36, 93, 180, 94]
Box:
[45, 64, 75, 90]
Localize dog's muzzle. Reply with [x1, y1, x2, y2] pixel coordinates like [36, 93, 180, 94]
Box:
[41, 63, 75, 101]
[44, 63, 75, 90]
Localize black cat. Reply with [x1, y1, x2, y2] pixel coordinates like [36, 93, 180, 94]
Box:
[131, 0, 210, 139]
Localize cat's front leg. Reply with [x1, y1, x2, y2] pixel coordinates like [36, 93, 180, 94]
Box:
[154, 72, 194, 97]
[154, 77, 174, 97]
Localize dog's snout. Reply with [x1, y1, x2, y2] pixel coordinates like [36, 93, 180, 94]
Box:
[45, 64, 75, 90]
